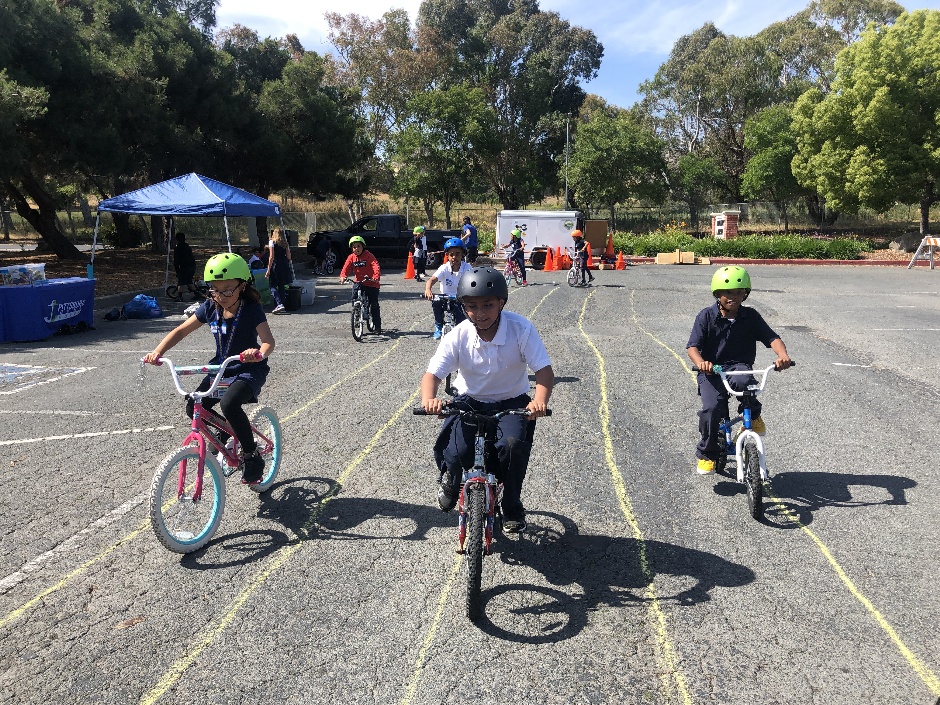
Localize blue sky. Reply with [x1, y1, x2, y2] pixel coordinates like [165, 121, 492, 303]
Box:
[215, 0, 940, 109]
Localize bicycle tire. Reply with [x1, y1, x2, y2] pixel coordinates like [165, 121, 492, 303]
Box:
[325, 251, 336, 274]
[165, 285, 180, 300]
[366, 301, 376, 332]
[465, 484, 485, 620]
[247, 406, 282, 493]
[150, 447, 225, 553]
[513, 270, 524, 285]
[566, 268, 578, 287]
[351, 300, 364, 342]
[743, 440, 763, 519]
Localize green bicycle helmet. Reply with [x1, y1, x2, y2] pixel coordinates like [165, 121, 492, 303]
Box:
[711, 266, 751, 296]
[348, 235, 366, 247]
[413, 226, 426, 235]
[204, 252, 250, 281]
[511, 228, 522, 238]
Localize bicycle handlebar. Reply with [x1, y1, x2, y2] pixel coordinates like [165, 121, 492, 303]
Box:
[146, 354, 246, 400]
[691, 361, 795, 398]
[413, 406, 551, 418]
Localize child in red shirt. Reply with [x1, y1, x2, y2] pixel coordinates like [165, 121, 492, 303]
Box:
[339, 235, 382, 333]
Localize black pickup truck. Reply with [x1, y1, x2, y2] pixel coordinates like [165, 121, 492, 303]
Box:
[306, 214, 461, 268]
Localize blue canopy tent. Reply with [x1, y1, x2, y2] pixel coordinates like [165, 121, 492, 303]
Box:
[92, 173, 282, 287]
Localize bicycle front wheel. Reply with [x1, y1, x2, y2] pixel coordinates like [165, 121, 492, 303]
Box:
[465, 484, 485, 620]
[165, 285, 180, 300]
[248, 406, 282, 493]
[566, 268, 577, 287]
[150, 448, 225, 553]
[743, 440, 763, 519]
[351, 300, 364, 341]
[365, 302, 376, 332]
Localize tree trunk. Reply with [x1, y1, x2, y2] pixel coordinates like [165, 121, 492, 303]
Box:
[781, 201, 789, 234]
[422, 198, 435, 228]
[3, 176, 83, 259]
[255, 216, 268, 248]
[1, 200, 11, 241]
[79, 197, 93, 227]
[65, 205, 78, 242]
[150, 215, 163, 252]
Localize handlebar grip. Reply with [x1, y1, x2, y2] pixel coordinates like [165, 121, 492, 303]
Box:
[413, 408, 430, 415]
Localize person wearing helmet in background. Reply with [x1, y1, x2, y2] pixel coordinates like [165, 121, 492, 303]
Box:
[504, 228, 528, 286]
[686, 266, 792, 475]
[570, 229, 594, 286]
[420, 266, 554, 533]
[411, 226, 428, 282]
[424, 237, 472, 339]
[143, 253, 276, 485]
[340, 235, 382, 334]
[461, 216, 479, 264]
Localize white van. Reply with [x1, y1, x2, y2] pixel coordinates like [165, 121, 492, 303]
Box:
[496, 210, 581, 259]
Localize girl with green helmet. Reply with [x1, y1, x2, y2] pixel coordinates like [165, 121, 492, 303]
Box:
[144, 252, 276, 484]
[504, 228, 528, 286]
[412, 226, 428, 282]
[686, 265, 792, 475]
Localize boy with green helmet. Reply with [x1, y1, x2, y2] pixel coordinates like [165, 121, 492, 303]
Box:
[411, 226, 428, 282]
[340, 235, 382, 333]
[686, 266, 792, 475]
[144, 252, 276, 484]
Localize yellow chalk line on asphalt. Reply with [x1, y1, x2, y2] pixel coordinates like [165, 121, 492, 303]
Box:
[628, 289, 940, 698]
[0, 323, 418, 628]
[141, 387, 421, 705]
[579, 291, 692, 705]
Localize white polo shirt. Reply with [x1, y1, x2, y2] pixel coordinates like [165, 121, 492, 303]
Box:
[431, 261, 473, 297]
[427, 310, 551, 402]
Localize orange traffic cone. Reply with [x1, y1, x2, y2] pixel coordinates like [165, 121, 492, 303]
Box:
[585, 242, 593, 269]
[544, 247, 555, 271]
[605, 233, 615, 259]
[615, 251, 626, 270]
[404, 254, 415, 280]
[556, 246, 564, 266]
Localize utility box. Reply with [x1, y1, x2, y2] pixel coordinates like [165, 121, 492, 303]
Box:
[711, 210, 740, 240]
[496, 210, 581, 256]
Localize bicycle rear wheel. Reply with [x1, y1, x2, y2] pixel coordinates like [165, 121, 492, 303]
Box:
[743, 440, 763, 519]
[465, 484, 485, 620]
[150, 448, 225, 553]
[513, 267, 524, 285]
[566, 268, 577, 287]
[247, 406, 282, 493]
[365, 301, 376, 332]
[351, 300, 364, 341]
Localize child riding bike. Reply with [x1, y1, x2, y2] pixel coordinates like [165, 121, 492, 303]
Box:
[340, 235, 382, 334]
[686, 266, 791, 475]
[420, 266, 553, 532]
[571, 229, 594, 286]
[143, 252, 276, 484]
[424, 237, 472, 339]
[503, 228, 528, 286]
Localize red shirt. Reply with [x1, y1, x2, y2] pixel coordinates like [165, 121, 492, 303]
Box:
[340, 250, 381, 288]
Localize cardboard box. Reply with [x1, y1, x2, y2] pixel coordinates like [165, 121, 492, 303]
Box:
[655, 249, 696, 265]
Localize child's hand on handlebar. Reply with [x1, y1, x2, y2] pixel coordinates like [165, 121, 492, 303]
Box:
[774, 356, 793, 370]
[526, 400, 549, 418]
[142, 352, 163, 365]
[240, 349, 263, 363]
[696, 361, 714, 374]
[422, 397, 444, 416]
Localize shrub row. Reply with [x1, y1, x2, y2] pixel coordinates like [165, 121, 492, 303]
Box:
[612, 230, 872, 260]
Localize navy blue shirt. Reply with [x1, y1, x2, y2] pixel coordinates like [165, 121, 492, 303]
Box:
[687, 302, 779, 366]
[462, 224, 478, 247]
[196, 298, 270, 396]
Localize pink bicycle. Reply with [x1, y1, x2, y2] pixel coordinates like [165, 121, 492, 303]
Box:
[148, 354, 282, 553]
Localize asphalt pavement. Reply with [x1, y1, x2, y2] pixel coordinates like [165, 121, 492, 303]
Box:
[1, 263, 938, 705]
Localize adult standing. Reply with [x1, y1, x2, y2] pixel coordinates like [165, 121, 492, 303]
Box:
[172, 232, 198, 301]
[461, 216, 479, 264]
[266, 227, 293, 313]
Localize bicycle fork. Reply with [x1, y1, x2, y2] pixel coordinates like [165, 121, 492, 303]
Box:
[456, 435, 501, 555]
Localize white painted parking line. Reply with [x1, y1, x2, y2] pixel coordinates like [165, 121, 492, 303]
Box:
[0, 364, 93, 395]
[0, 425, 174, 447]
[833, 363, 873, 367]
[871, 328, 940, 331]
[0, 493, 148, 595]
[0, 410, 96, 416]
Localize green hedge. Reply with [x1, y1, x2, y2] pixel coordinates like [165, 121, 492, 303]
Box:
[612, 230, 871, 260]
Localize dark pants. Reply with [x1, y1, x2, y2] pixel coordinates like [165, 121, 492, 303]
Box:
[413, 254, 427, 279]
[431, 297, 466, 329]
[467, 246, 478, 264]
[187, 378, 257, 453]
[696, 364, 761, 460]
[353, 283, 381, 329]
[578, 252, 593, 283]
[434, 394, 535, 512]
[512, 251, 527, 281]
[271, 284, 286, 307]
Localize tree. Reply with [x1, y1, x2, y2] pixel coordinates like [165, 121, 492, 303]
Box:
[792, 10, 940, 234]
[673, 153, 725, 234]
[741, 105, 808, 232]
[567, 110, 666, 222]
[417, 0, 603, 209]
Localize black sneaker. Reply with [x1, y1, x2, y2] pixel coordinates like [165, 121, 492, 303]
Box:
[240, 449, 265, 484]
[502, 504, 526, 533]
[437, 470, 460, 511]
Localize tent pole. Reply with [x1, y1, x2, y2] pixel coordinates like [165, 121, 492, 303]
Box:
[165, 217, 173, 291]
[224, 216, 232, 252]
[89, 214, 100, 279]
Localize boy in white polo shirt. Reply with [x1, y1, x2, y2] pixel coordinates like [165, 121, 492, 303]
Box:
[424, 237, 473, 339]
[420, 266, 553, 532]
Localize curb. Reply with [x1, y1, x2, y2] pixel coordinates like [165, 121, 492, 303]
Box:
[620, 257, 925, 267]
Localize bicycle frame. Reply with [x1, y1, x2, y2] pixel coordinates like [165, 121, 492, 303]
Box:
[711, 364, 777, 482]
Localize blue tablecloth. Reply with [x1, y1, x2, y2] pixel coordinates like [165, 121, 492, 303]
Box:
[0, 277, 95, 342]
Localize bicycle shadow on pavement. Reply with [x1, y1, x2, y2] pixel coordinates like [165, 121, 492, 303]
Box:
[475, 510, 755, 644]
[759, 471, 916, 529]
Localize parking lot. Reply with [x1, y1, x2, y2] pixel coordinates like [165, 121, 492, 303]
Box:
[1, 263, 938, 704]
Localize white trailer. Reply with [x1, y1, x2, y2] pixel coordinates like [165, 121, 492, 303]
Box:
[496, 210, 581, 256]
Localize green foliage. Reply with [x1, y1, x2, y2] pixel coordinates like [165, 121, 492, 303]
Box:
[614, 230, 869, 259]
